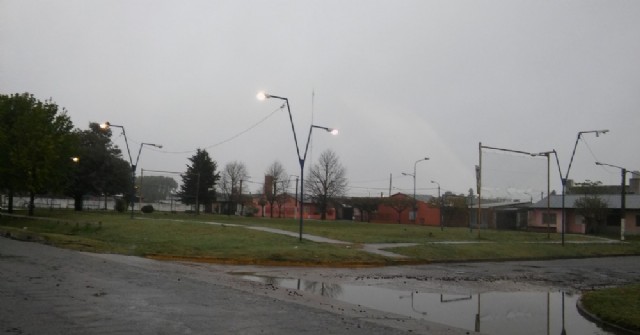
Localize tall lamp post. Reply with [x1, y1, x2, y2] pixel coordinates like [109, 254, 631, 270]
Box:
[535, 150, 562, 239]
[100, 122, 162, 218]
[257, 92, 338, 241]
[560, 129, 608, 245]
[431, 180, 442, 230]
[288, 175, 299, 220]
[595, 161, 636, 241]
[402, 157, 429, 222]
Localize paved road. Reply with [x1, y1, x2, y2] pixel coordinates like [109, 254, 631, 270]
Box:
[0, 238, 466, 335]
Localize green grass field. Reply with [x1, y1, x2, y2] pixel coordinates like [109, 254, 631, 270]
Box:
[2, 210, 639, 266]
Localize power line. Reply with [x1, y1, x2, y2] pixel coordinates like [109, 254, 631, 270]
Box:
[122, 106, 283, 155]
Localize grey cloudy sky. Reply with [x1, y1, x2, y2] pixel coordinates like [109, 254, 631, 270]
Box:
[1, 0, 639, 199]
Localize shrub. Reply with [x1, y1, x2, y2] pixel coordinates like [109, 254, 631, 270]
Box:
[141, 205, 154, 214]
[244, 205, 258, 217]
[115, 199, 127, 213]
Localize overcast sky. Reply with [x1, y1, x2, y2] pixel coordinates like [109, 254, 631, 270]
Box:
[2, 0, 639, 199]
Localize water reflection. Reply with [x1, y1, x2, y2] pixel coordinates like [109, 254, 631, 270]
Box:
[241, 275, 613, 335]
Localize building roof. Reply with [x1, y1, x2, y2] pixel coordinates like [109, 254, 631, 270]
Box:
[531, 194, 640, 210]
[471, 200, 532, 209]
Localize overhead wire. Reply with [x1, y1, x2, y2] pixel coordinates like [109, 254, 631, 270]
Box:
[115, 105, 284, 155]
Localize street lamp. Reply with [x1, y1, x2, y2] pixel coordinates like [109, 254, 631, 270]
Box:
[101, 121, 162, 218]
[431, 180, 442, 230]
[288, 175, 300, 220]
[257, 91, 338, 241]
[534, 150, 561, 239]
[595, 161, 638, 241]
[560, 129, 608, 245]
[402, 157, 429, 222]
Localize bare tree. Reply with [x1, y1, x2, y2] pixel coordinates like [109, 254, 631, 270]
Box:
[220, 161, 249, 215]
[265, 161, 288, 218]
[384, 195, 414, 224]
[305, 149, 347, 220]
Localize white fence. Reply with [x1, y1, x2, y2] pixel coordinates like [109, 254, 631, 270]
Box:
[1, 196, 196, 213]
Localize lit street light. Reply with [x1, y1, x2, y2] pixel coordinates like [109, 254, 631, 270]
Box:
[257, 91, 338, 241]
[100, 121, 162, 218]
[402, 157, 429, 222]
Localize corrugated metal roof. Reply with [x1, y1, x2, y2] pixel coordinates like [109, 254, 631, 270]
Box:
[531, 194, 640, 209]
[471, 201, 532, 209]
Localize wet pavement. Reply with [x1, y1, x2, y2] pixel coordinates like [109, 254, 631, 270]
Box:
[0, 238, 468, 334]
[3, 236, 640, 334]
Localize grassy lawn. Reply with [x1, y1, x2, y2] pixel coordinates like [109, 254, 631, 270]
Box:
[209, 214, 600, 243]
[581, 284, 640, 332]
[2, 210, 640, 266]
[0, 211, 387, 266]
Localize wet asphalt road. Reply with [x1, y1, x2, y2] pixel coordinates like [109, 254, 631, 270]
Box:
[2, 237, 640, 334]
[0, 238, 465, 335]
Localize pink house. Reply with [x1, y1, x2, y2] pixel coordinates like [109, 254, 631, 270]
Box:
[529, 194, 640, 235]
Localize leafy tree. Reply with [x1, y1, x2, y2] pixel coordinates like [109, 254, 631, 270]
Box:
[219, 161, 249, 215]
[305, 150, 347, 220]
[265, 161, 288, 218]
[178, 149, 219, 214]
[137, 175, 178, 202]
[574, 181, 609, 234]
[0, 93, 75, 215]
[66, 123, 131, 211]
[384, 195, 414, 224]
[348, 197, 382, 222]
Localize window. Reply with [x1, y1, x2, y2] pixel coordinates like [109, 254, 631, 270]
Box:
[542, 213, 556, 225]
[607, 214, 620, 226]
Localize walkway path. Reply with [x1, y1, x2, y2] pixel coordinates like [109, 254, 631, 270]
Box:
[143, 217, 414, 258]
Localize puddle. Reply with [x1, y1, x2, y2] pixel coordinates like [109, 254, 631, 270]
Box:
[241, 275, 616, 335]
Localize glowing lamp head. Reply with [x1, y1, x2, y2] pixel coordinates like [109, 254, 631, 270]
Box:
[256, 92, 268, 101]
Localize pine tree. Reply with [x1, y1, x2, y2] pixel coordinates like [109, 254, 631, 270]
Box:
[178, 149, 220, 214]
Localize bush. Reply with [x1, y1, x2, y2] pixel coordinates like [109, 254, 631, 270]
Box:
[141, 205, 154, 214]
[114, 199, 127, 213]
[244, 205, 258, 217]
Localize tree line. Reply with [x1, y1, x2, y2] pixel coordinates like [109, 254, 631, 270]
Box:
[0, 92, 349, 219]
[176, 146, 349, 220]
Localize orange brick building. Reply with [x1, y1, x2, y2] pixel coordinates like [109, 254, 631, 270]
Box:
[374, 193, 441, 225]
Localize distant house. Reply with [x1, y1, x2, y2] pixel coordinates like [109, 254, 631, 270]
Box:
[529, 194, 640, 235]
[374, 193, 440, 225]
[470, 200, 532, 230]
[248, 193, 337, 221]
